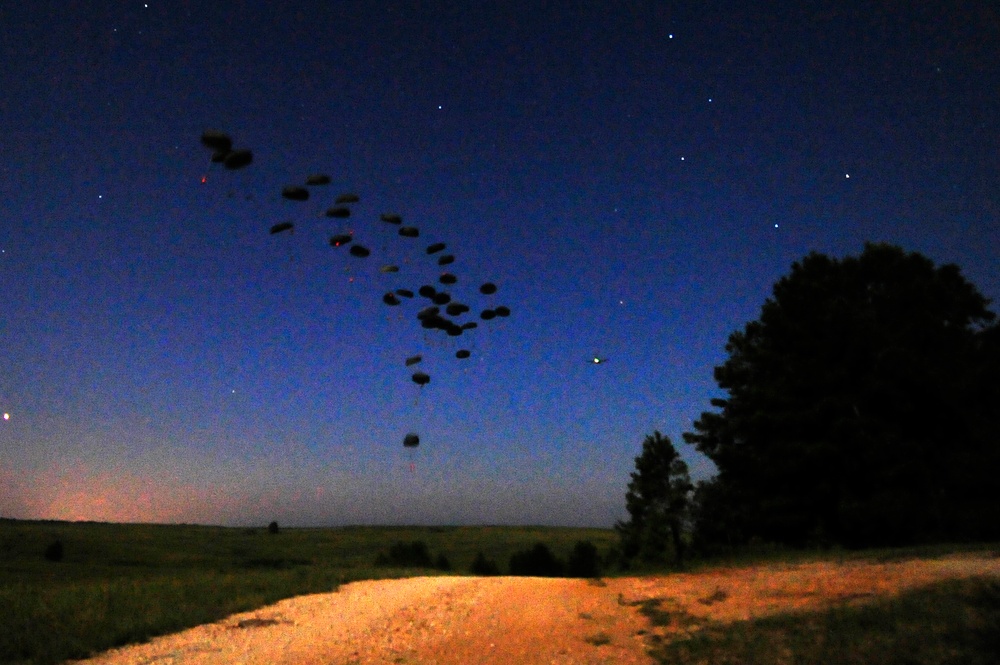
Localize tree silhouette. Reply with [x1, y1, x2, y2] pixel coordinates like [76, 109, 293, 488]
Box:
[684, 243, 999, 548]
[616, 431, 693, 566]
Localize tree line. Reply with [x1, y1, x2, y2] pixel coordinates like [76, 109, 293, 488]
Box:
[616, 243, 1000, 565]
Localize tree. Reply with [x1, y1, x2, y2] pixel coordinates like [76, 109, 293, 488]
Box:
[566, 540, 602, 578]
[616, 431, 693, 566]
[683, 243, 998, 548]
[508, 543, 565, 576]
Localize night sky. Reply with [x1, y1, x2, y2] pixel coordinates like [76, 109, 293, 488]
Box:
[2, 2, 997, 527]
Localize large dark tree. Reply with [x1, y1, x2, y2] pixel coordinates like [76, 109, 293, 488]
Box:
[684, 243, 998, 548]
[616, 431, 693, 566]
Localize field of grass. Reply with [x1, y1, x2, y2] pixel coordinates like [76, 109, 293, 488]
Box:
[0, 519, 615, 664]
[3, 519, 998, 665]
[644, 574, 1000, 665]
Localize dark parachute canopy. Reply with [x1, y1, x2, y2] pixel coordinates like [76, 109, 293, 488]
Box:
[223, 149, 252, 170]
[305, 174, 331, 185]
[269, 221, 294, 234]
[200, 130, 232, 152]
[403, 433, 420, 448]
[281, 186, 309, 201]
[326, 206, 351, 218]
[335, 193, 360, 204]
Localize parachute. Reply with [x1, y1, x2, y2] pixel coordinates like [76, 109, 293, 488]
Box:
[426, 242, 446, 254]
[281, 186, 309, 201]
[335, 193, 360, 204]
[200, 131, 232, 152]
[223, 149, 252, 170]
[326, 206, 351, 218]
[305, 174, 331, 185]
[403, 433, 420, 448]
[479, 282, 497, 295]
[269, 221, 294, 234]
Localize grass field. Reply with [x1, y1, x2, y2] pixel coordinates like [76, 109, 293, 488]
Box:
[644, 575, 1000, 665]
[0, 519, 615, 664]
[2, 518, 998, 665]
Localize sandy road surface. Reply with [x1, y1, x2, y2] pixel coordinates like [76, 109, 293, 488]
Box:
[70, 553, 1000, 665]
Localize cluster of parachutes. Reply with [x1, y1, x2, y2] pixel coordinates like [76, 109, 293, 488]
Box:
[199, 130, 512, 457]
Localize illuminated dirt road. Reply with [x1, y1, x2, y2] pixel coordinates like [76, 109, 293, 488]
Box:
[71, 553, 1000, 665]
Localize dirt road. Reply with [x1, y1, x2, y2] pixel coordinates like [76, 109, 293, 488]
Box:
[70, 553, 1000, 665]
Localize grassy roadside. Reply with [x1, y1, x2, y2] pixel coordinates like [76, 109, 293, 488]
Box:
[3, 519, 998, 665]
[0, 520, 614, 664]
[643, 574, 1000, 665]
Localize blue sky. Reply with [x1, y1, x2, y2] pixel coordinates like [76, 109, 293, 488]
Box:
[1, 1, 997, 526]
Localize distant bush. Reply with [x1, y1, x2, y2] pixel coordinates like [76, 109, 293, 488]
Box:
[567, 540, 602, 578]
[44, 539, 64, 562]
[267, 521, 279, 535]
[375, 540, 434, 568]
[434, 553, 452, 571]
[470, 551, 501, 575]
[509, 542, 565, 577]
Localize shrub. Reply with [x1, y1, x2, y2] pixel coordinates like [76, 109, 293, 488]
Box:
[267, 521, 279, 534]
[567, 540, 602, 578]
[434, 553, 452, 571]
[470, 551, 500, 575]
[375, 540, 434, 568]
[44, 539, 64, 562]
[509, 542, 565, 577]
